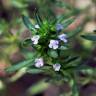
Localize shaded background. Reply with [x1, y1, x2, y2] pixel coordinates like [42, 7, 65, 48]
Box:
[0, 0, 96, 96]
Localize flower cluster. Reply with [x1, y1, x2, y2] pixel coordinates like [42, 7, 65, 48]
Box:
[6, 5, 94, 96]
[30, 23, 68, 71]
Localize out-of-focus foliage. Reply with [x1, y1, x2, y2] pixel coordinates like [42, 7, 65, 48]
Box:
[0, 0, 96, 96]
[6, 8, 96, 96]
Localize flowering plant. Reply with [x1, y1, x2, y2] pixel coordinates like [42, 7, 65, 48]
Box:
[6, 10, 96, 96]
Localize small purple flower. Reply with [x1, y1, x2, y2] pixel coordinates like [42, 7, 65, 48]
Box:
[49, 40, 59, 49]
[35, 24, 40, 29]
[35, 58, 44, 68]
[56, 24, 63, 32]
[53, 63, 61, 71]
[58, 34, 68, 43]
[31, 35, 40, 45]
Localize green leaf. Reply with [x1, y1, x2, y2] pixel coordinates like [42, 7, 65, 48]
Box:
[27, 69, 43, 74]
[81, 34, 96, 41]
[57, 9, 80, 23]
[28, 80, 49, 95]
[59, 46, 68, 50]
[67, 27, 82, 38]
[22, 38, 32, 47]
[81, 67, 96, 76]
[34, 10, 42, 27]
[5, 59, 34, 73]
[70, 79, 79, 96]
[65, 56, 79, 63]
[12, 1, 27, 8]
[57, 14, 71, 23]
[62, 18, 75, 29]
[56, 1, 72, 10]
[76, 64, 92, 70]
[48, 50, 58, 58]
[64, 56, 81, 69]
[22, 15, 36, 31]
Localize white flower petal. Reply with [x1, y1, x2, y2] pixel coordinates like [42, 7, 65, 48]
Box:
[58, 34, 68, 43]
[49, 40, 59, 49]
[31, 35, 40, 45]
[49, 44, 52, 48]
[35, 58, 44, 68]
[53, 63, 61, 71]
[35, 24, 40, 29]
[53, 45, 59, 49]
[33, 40, 38, 44]
[62, 39, 68, 43]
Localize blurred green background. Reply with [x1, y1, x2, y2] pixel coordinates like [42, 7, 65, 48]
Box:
[0, 0, 96, 96]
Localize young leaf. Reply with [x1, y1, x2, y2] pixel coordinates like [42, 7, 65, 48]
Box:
[5, 59, 34, 73]
[22, 15, 36, 31]
[81, 34, 96, 41]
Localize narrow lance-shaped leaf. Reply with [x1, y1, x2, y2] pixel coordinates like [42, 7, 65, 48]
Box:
[22, 15, 36, 32]
[61, 17, 75, 29]
[28, 80, 49, 95]
[56, 1, 72, 10]
[27, 68, 43, 74]
[5, 59, 34, 73]
[70, 79, 79, 96]
[64, 56, 81, 69]
[34, 9, 42, 27]
[65, 56, 79, 63]
[76, 65, 94, 71]
[57, 8, 80, 23]
[22, 38, 32, 47]
[81, 34, 96, 41]
[57, 13, 72, 23]
[67, 27, 82, 38]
